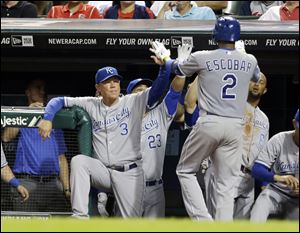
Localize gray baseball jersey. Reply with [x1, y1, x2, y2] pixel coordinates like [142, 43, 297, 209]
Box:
[256, 130, 299, 196]
[64, 89, 149, 166]
[142, 101, 174, 181]
[242, 103, 270, 168]
[178, 49, 259, 118]
[1, 142, 8, 168]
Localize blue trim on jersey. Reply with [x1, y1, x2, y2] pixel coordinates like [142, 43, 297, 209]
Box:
[170, 59, 184, 76]
[44, 97, 65, 121]
[164, 87, 181, 116]
[185, 106, 199, 127]
[251, 162, 275, 183]
[148, 60, 172, 108]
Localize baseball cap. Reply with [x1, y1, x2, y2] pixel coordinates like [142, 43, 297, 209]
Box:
[295, 109, 299, 128]
[95, 67, 123, 84]
[126, 78, 153, 94]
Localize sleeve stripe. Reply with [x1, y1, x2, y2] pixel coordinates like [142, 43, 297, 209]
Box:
[255, 160, 271, 169]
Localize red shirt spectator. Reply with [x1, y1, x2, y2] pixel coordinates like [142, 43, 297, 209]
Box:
[280, 3, 299, 20]
[48, 1, 101, 19]
[259, 1, 299, 21]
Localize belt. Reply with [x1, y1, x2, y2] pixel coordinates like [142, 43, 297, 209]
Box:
[241, 165, 251, 175]
[16, 173, 58, 183]
[107, 163, 137, 172]
[146, 179, 163, 187]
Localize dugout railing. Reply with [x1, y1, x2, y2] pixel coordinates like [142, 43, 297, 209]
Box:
[1, 106, 92, 217]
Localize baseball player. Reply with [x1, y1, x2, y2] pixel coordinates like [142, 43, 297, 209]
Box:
[1, 142, 29, 201]
[37, 42, 174, 218]
[97, 44, 192, 218]
[131, 75, 188, 217]
[205, 71, 270, 219]
[152, 16, 260, 221]
[250, 109, 299, 222]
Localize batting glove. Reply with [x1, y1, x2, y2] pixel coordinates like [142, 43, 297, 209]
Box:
[235, 40, 246, 53]
[177, 44, 193, 63]
[149, 41, 171, 62]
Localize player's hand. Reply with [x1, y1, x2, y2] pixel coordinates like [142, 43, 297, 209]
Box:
[274, 175, 299, 190]
[149, 41, 171, 64]
[17, 185, 29, 202]
[38, 119, 53, 140]
[177, 44, 192, 63]
[235, 40, 246, 53]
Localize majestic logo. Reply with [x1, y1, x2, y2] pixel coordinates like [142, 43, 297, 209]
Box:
[1, 116, 42, 128]
[1, 116, 29, 127]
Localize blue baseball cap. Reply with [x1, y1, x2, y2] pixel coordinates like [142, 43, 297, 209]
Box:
[295, 109, 299, 128]
[126, 78, 153, 94]
[95, 67, 123, 84]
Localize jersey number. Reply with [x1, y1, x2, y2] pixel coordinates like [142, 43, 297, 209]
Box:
[221, 74, 237, 99]
[120, 123, 128, 136]
[148, 134, 161, 149]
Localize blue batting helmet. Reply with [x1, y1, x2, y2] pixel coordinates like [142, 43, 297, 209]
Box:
[212, 16, 241, 42]
[127, 78, 153, 94]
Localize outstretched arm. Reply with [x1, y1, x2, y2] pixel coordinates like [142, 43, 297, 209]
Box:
[164, 44, 193, 115]
[147, 41, 173, 108]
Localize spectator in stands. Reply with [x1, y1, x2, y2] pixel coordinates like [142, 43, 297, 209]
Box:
[104, 1, 155, 19]
[28, 1, 53, 17]
[1, 1, 37, 18]
[194, 1, 228, 15]
[88, 1, 146, 17]
[238, 1, 283, 16]
[157, 1, 216, 20]
[1, 142, 29, 202]
[47, 1, 101, 19]
[151, 1, 226, 18]
[2, 79, 70, 212]
[259, 1, 299, 20]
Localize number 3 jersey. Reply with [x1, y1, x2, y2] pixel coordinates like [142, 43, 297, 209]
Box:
[178, 49, 258, 119]
[64, 89, 149, 167]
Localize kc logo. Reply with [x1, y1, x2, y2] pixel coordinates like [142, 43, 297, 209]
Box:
[106, 67, 114, 74]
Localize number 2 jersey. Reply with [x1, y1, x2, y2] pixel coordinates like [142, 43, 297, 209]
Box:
[178, 48, 259, 119]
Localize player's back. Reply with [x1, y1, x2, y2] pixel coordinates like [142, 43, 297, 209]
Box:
[179, 49, 258, 118]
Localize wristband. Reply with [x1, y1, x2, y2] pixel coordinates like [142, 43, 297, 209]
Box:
[9, 177, 20, 188]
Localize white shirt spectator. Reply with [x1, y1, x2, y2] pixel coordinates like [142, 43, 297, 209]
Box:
[250, 1, 283, 16]
[258, 6, 281, 20]
[150, 1, 198, 17]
